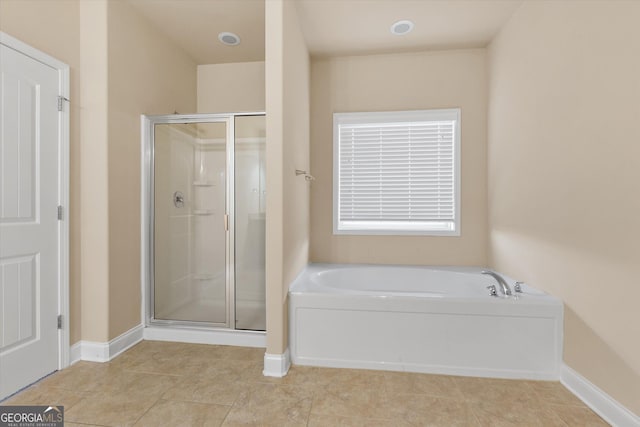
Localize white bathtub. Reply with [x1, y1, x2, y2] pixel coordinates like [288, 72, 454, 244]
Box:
[289, 264, 563, 380]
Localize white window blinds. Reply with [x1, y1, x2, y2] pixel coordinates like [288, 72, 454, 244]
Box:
[333, 109, 460, 235]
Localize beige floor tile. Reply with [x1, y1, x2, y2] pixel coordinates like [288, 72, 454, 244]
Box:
[383, 371, 463, 399]
[469, 400, 568, 427]
[216, 345, 264, 362]
[311, 387, 392, 419]
[260, 365, 318, 382]
[0, 385, 86, 410]
[176, 344, 229, 361]
[551, 404, 610, 426]
[64, 423, 101, 427]
[37, 362, 120, 392]
[134, 399, 229, 427]
[308, 414, 411, 427]
[223, 383, 312, 426]
[162, 370, 248, 406]
[116, 350, 214, 376]
[203, 359, 265, 382]
[98, 371, 180, 398]
[136, 340, 199, 353]
[528, 380, 587, 407]
[454, 376, 538, 405]
[106, 351, 146, 371]
[109, 341, 223, 373]
[261, 366, 388, 396]
[65, 391, 158, 426]
[133, 342, 228, 361]
[4, 343, 597, 427]
[319, 368, 387, 391]
[389, 394, 480, 427]
[222, 410, 306, 427]
[254, 366, 340, 388]
[106, 342, 160, 366]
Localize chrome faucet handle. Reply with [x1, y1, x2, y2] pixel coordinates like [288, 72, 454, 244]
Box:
[514, 282, 524, 293]
[481, 270, 512, 296]
[486, 285, 498, 297]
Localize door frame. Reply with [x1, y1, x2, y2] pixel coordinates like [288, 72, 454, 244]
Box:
[0, 32, 70, 370]
[142, 114, 234, 328]
[141, 113, 266, 330]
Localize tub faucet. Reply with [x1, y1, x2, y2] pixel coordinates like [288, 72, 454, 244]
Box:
[481, 271, 512, 296]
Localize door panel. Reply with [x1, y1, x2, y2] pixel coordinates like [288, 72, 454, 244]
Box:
[0, 43, 60, 399]
[0, 254, 36, 350]
[0, 76, 37, 223]
[153, 121, 229, 325]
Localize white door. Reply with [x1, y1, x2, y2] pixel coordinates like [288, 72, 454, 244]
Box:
[0, 41, 61, 399]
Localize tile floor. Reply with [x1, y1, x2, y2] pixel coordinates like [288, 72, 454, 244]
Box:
[1, 341, 609, 426]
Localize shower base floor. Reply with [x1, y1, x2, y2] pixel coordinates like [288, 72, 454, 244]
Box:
[155, 298, 265, 331]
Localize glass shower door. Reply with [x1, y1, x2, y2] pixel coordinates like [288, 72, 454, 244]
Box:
[153, 120, 230, 326]
[234, 115, 266, 330]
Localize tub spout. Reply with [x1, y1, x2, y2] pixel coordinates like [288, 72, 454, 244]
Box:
[481, 270, 512, 296]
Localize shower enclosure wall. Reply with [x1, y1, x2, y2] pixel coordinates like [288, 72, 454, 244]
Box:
[142, 113, 266, 333]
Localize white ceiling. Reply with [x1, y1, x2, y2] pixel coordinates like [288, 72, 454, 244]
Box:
[296, 0, 523, 56]
[127, 0, 522, 65]
[127, 0, 265, 65]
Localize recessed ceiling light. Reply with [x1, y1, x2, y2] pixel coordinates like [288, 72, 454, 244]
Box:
[218, 32, 241, 46]
[390, 20, 414, 36]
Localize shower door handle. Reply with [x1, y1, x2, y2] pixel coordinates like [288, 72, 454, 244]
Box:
[224, 214, 229, 231]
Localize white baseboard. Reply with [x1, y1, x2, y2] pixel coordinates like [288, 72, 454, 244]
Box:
[69, 324, 144, 364]
[109, 324, 144, 359]
[69, 341, 82, 365]
[560, 364, 640, 427]
[263, 349, 291, 377]
[143, 326, 266, 348]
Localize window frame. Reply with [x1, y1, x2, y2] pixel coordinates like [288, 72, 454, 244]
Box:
[332, 108, 461, 236]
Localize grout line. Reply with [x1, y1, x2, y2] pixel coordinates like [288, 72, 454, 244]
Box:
[129, 396, 162, 426]
[303, 389, 314, 427]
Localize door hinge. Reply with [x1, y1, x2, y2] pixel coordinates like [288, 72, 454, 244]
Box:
[57, 96, 69, 112]
[57, 205, 63, 220]
[57, 315, 63, 330]
[224, 214, 229, 231]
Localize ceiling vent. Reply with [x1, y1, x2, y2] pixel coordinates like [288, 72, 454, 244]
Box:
[390, 20, 414, 36]
[218, 32, 241, 46]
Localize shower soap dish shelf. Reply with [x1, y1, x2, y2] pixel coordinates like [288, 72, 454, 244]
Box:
[193, 209, 214, 216]
[193, 181, 215, 187]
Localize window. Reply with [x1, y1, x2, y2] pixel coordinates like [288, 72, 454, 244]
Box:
[333, 109, 460, 235]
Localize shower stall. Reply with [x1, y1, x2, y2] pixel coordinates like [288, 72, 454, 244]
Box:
[141, 113, 266, 335]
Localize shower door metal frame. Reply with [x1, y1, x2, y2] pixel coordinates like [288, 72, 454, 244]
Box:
[141, 112, 264, 330]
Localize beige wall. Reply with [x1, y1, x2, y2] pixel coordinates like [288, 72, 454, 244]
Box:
[79, 0, 110, 342]
[488, 1, 640, 415]
[265, 0, 310, 354]
[310, 50, 488, 266]
[0, 0, 86, 343]
[107, 0, 197, 339]
[197, 62, 265, 113]
[282, 0, 310, 337]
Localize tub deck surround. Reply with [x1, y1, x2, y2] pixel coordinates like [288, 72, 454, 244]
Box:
[289, 264, 564, 380]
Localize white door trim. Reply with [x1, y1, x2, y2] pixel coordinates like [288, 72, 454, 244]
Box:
[0, 32, 70, 370]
